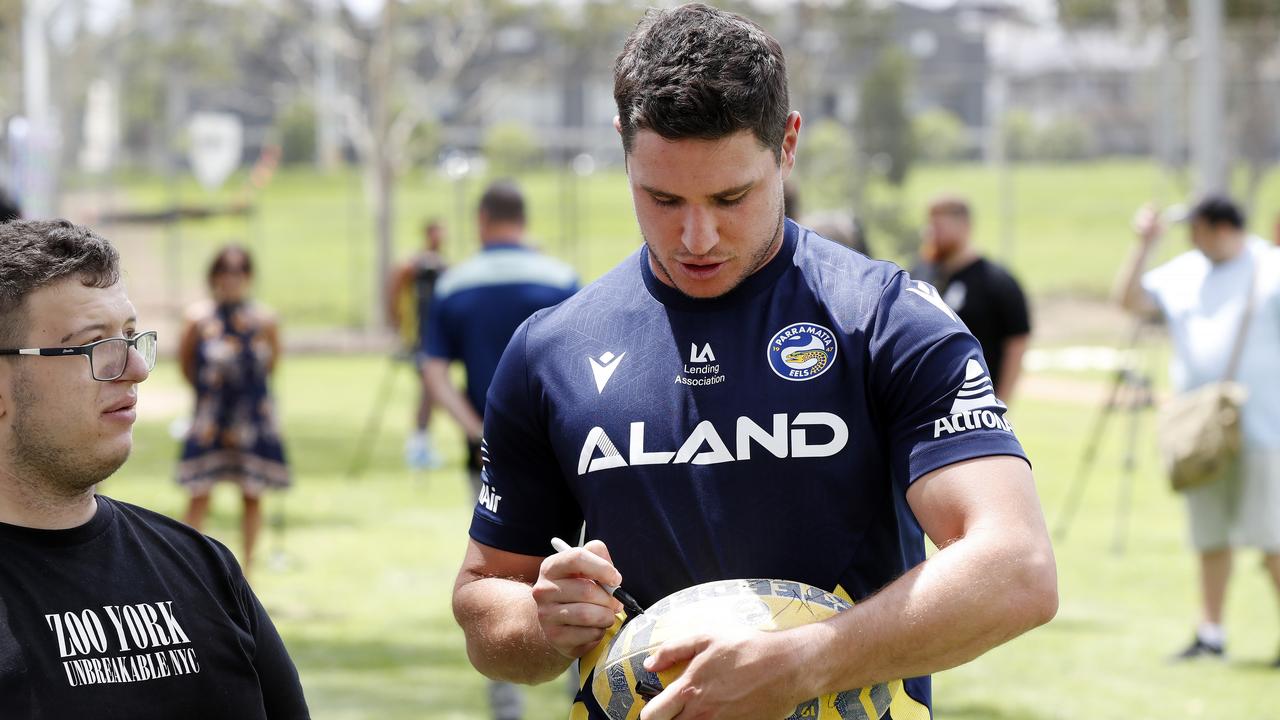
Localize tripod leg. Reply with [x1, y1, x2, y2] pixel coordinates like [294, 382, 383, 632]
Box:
[1112, 373, 1151, 555]
[345, 357, 402, 479]
[1054, 367, 1127, 541]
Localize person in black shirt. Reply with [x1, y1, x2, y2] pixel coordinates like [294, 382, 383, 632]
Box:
[0, 219, 309, 719]
[388, 218, 449, 470]
[0, 184, 20, 222]
[915, 194, 1031, 402]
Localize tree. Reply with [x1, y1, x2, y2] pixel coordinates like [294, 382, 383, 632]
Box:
[264, 0, 518, 329]
[795, 119, 856, 212]
[483, 121, 541, 175]
[913, 108, 969, 162]
[1058, 0, 1280, 209]
[0, 0, 20, 124]
[856, 47, 915, 187]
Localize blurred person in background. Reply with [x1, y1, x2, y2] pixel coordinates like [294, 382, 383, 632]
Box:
[424, 180, 577, 720]
[0, 220, 308, 717]
[0, 185, 20, 222]
[805, 209, 871, 257]
[388, 218, 448, 470]
[177, 245, 290, 577]
[1115, 195, 1280, 666]
[785, 181, 872, 256]
[914, 194, 1031, 403]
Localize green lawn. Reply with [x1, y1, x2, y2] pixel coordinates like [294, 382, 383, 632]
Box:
[90, 160, 1280, 329]
[104, 355, 1279, 720]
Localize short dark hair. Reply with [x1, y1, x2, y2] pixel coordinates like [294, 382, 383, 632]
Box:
[0, 220, 120, 346]
[0, 186, 19, 223]
[206, 244, 254, 287]
[928, 194, 971, 223]
[1190, 194, 1245, 230]
[478, 181, 526, 224]
[613, 3, 789, 156]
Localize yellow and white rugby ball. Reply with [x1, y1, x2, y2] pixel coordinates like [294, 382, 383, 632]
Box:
[590, 578, 894, 720]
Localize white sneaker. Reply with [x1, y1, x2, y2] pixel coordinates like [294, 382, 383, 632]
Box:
[405, 432, 444, 470]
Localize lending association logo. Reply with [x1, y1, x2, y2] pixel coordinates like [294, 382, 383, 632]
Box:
[768, 323, 838, 381]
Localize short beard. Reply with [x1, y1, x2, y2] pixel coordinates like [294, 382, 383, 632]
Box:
[8, 372, 127, 497]
[644, 188, 786, 301]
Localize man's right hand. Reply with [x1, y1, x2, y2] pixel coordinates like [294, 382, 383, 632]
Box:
[1132, 203, 1164, 247]
[531, 539, 624, 658]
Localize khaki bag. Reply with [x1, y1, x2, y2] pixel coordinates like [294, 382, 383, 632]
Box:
[1157, 262, 1257, 493]
[1157, 381, 1247, 491]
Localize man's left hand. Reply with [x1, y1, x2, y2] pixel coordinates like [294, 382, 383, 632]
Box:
[639, 628, 811, 720]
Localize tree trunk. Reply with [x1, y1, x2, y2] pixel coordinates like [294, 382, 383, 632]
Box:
[369, 1, 396, 331]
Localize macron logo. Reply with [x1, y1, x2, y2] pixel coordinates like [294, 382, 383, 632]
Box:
[906, 281, 960, 324]
[589, 351, 626, 394]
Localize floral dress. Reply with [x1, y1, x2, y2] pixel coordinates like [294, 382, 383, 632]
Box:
[177, 301, 290, 496]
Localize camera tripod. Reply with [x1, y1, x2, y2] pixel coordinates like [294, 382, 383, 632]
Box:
[1053, 320, 1157, 555]
[346, 348, 420, 479]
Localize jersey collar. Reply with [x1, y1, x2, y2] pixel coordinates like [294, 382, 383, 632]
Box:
[482, 240, 528, 252]
[639, 218, 798, 311]
[0, 495, 116, 548]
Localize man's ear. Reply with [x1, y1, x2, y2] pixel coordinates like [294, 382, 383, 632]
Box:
[779, 111, 802, 180]
[614, 116, 631, 172]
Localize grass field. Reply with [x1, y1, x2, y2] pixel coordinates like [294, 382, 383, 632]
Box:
[86, 159, 1280, 329]
[103, 355, 1279, 720]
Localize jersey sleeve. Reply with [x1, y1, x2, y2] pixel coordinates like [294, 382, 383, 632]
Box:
[869, 272, 1028, 489]
[468, 319, 584, 556]
[423, 291, 456, 360]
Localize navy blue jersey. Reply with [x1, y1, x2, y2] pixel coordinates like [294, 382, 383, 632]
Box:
[424, 243, 578, 414]
[473, 220, 1026, 719]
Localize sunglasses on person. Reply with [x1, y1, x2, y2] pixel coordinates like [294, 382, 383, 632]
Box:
[0, 331, 158, 381]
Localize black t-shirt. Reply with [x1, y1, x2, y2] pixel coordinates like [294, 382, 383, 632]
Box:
[0, 496, 309, 719]
[916, 257, 1030, 391]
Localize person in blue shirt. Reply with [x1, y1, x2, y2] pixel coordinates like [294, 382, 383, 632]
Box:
[450, 5, 1058, 720]
[424, 179, 577, 720]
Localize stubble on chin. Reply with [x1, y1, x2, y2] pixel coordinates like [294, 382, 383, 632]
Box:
[643, 208, 786, 301]
[9, 384, 129, 498]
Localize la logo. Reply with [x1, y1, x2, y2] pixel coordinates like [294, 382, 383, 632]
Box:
[689, 342, 715, 363]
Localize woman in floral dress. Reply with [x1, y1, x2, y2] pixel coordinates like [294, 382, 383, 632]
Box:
[178, 245, 290, 573]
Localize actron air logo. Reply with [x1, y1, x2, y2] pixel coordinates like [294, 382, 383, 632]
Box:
[932, 359, 1012, 438]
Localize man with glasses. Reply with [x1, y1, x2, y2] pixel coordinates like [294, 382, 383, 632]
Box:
[0, 220, 309, 718]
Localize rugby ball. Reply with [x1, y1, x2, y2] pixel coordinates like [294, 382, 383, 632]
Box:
[591, 578, 894, 719]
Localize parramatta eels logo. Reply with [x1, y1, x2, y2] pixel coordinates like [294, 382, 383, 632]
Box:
[767, 322, 838, 381]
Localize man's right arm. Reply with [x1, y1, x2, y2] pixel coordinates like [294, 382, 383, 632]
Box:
[386, 263, 411, 329]
[423, 359, 483, 441]
[1112, 203, 1162, 317]
[452, 539, 622, 684]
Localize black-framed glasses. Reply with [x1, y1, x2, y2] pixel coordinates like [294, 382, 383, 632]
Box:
[0, 331, 158, 381]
